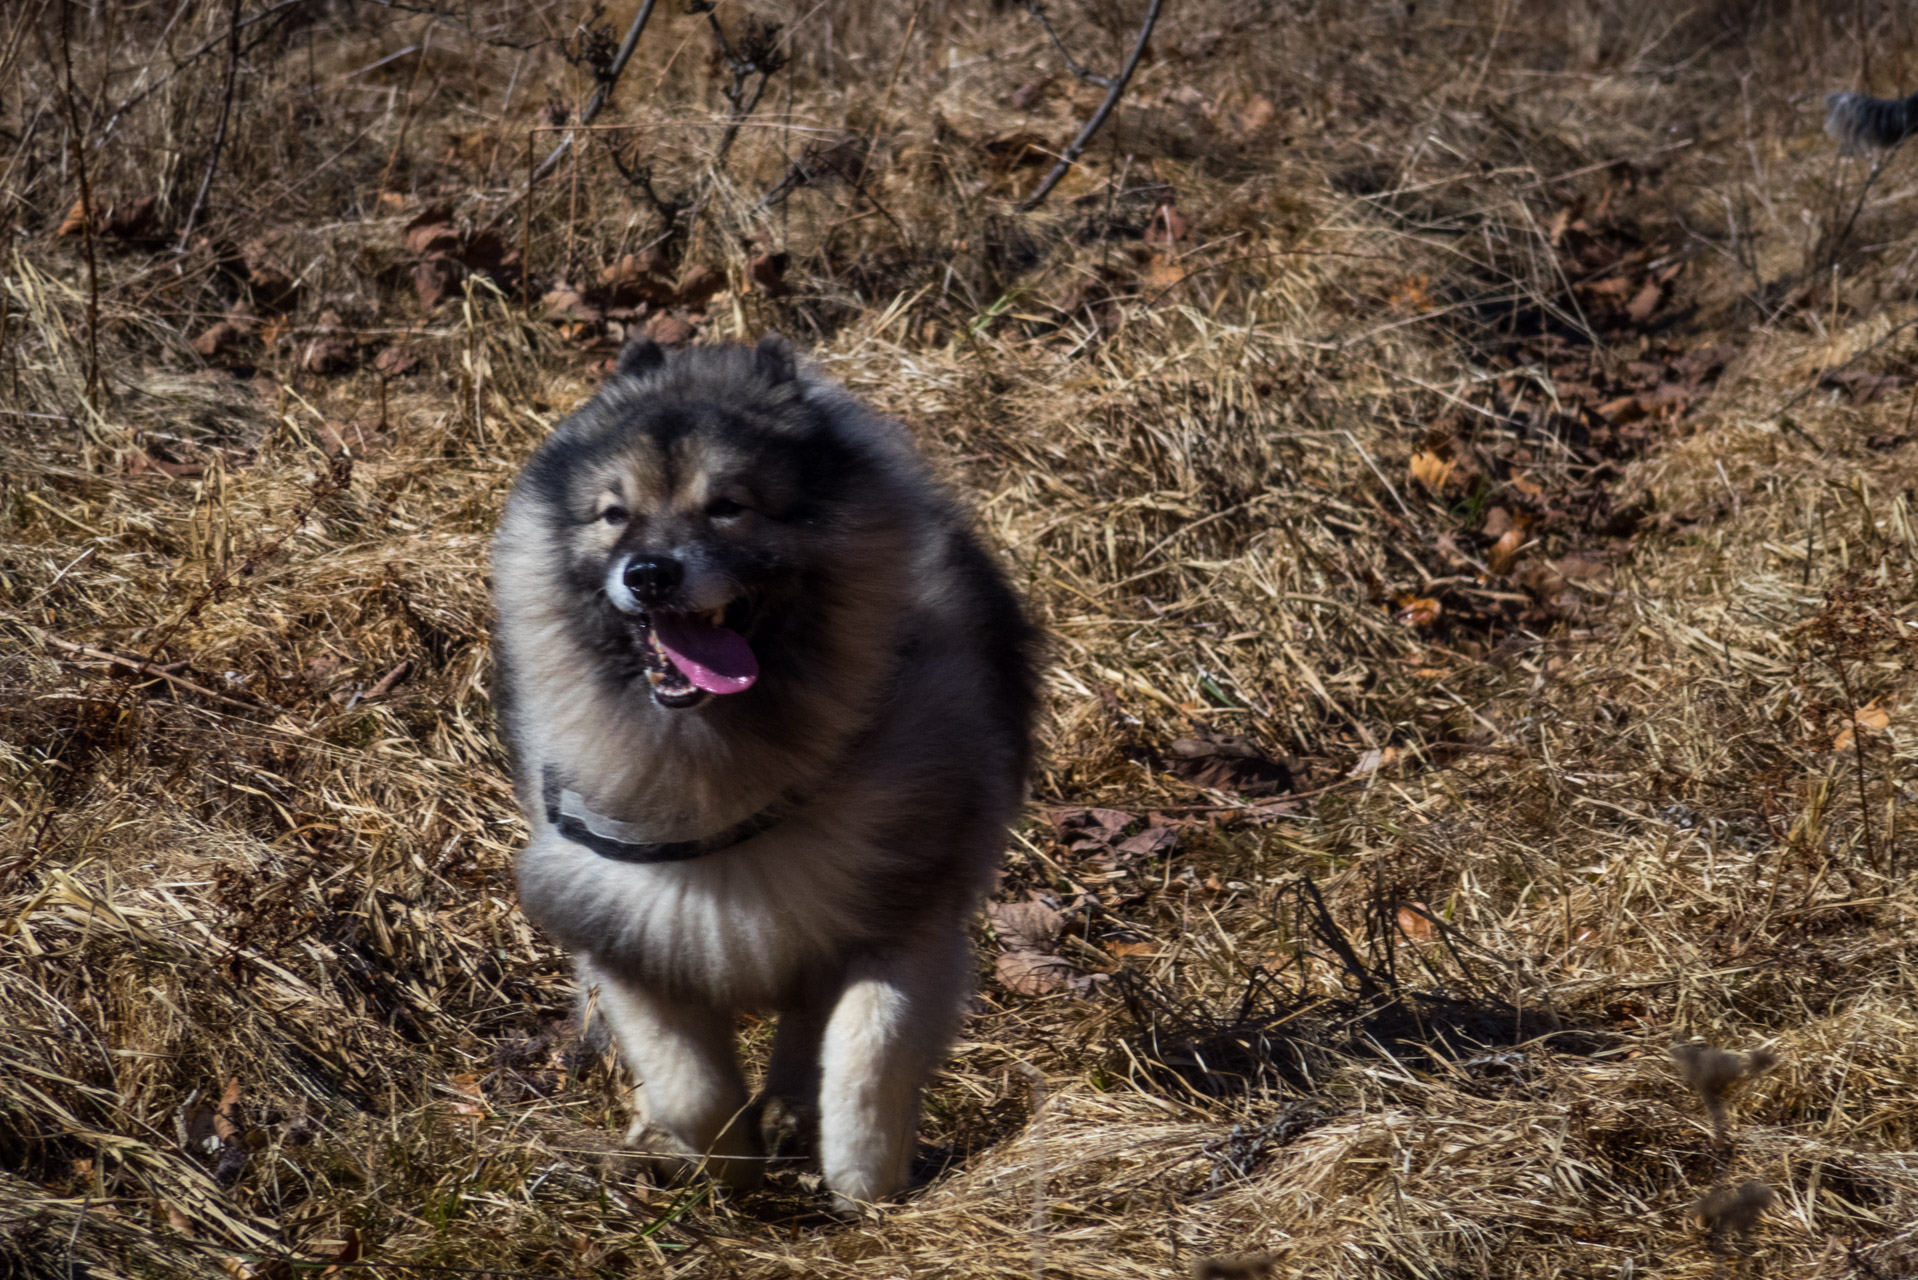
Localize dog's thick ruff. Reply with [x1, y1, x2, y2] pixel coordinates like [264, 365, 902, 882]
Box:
[491, 336, 1036, 1209]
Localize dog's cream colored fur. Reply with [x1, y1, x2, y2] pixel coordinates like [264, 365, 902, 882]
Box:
[491, 339, 1033, 1208]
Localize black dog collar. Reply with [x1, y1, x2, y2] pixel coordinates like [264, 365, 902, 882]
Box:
[542, 764, 790, 863]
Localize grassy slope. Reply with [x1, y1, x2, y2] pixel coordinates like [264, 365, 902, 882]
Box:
[4, 1, 1918, 1275]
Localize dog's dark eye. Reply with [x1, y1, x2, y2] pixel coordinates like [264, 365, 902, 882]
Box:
[601, 506, 629, 525]
[707, 498, 746, 519]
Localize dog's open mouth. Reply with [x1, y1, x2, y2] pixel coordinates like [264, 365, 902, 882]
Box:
[632, 606, 759, 709]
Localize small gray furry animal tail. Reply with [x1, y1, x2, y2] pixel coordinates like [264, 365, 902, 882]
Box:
[489, 335, 1037, 1210]
[1826, 90, 1918, 153]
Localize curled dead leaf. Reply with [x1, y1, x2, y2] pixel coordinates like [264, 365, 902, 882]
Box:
[1486, 526, 1525, 576]
[1408, 450, 1454, 492]
[1393, 594, 1442, 628]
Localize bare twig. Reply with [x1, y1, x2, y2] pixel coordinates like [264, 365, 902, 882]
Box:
[1017, 0, 1165, 212]
[1013, 1061, 1048, 1280]
[1024, 1, 1111, 87]
[95, 0, 308, 148]
[696, 3, 788, 170]
[24, 627, 282, 715]
[529, 0, 659, 185]
[177, 0, 247, 251]
[55, 0, 100, 415]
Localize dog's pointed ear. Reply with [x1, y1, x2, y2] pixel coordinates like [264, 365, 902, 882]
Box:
[755, 333, 797, 384]
[614, 339, 666, 380]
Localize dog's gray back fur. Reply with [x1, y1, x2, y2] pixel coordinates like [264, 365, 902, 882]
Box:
[491, 340, 1036, 1010]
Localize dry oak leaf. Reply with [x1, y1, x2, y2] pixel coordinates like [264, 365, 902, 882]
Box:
[598, 250, 676, 307]
[1116, 826, 1179, 857]
[402, 205, 458, 256]
[1168, 734, 1294, 797]
[374, 344, 421, 377]
[540, 286, 595, 323]
[986, 900, 1063, 953]
[995, 950, 1081, 996]
[644, 310, 698, 346]
[1625, 278, 1662, 325]
[672, 264, 726, 310]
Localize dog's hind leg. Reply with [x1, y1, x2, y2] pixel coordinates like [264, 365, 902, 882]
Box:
[580, 959, 760, 1190]
[757, 1000, 828, 1161]
[816, 929, 971, 1211]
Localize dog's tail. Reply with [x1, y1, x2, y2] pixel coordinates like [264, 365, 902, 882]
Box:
[1826, 90, 1918, 155]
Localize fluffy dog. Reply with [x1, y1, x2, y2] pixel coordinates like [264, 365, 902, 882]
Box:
[490, 336, 1036, 1208]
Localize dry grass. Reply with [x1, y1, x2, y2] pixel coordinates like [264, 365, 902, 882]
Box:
[6, 1, 1918, 1276]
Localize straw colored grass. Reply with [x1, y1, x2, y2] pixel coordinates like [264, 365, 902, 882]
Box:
[5, 2, 1918, 1276]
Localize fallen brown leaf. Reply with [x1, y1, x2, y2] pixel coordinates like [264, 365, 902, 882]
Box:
[986, 900, 1063, 953]
[644, 310, 697, 346]
[1395, 902, 1436, 942]
[673, 264, 725, 309]
[995, 950, 1081, 996]
[1625, 278, 1662, 324]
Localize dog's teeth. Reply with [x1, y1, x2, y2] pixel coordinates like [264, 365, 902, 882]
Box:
[646, 671, 665, 685]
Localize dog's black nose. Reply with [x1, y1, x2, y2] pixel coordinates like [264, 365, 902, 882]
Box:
[623, 556, 683, 605]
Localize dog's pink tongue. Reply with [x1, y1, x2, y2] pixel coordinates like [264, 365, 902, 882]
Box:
[652, 612, 759, 694]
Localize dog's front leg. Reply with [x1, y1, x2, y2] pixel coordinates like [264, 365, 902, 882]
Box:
[817, 931, 970, 1211]
[583, 960, 760, 1189]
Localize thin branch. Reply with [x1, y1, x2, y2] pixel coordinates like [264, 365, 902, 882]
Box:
[95, 0, 309, 148]
[177, 0, 247, 251]
[1017, 0, 1165, 212]
[698, 4, 787, 170]
[26, 627, 282, 715]
[1024, 1, 1110, 87]
[530, 0, 659, 185]
[55, 0, 99, 415]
